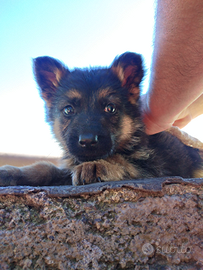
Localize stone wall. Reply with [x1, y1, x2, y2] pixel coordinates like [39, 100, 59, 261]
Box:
[0, 177, 203, 269]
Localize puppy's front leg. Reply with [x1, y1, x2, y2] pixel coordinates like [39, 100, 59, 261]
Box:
[72, 154, 140, 185]
[0, 161, 72, 186]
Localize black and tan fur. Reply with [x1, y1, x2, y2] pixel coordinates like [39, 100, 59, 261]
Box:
[0, 52, 203, 186]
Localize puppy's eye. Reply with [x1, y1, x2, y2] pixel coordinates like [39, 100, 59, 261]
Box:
[63, 105, 74, 116]
[104, 103, 116, 114]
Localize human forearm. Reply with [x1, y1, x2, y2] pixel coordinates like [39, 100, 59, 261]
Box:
[143, 0, 203, 134]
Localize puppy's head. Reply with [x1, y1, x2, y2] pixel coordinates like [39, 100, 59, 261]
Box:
[33, 52, 144, 163]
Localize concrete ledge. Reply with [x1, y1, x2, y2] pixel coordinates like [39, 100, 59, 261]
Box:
[0, 177, 203, 269]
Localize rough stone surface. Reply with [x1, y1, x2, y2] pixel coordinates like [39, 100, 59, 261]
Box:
[0, 177, 203, 270]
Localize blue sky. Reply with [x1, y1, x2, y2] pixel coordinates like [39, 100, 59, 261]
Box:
[0, 0, 202, 157]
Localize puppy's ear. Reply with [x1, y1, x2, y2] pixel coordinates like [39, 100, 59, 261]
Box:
[33, 56, 68, 104]
[111, 52, 143, 103]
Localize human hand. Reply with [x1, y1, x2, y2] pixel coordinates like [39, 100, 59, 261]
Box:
[141, 94, 174, 135]
[141, 93, 203, 135]
[173, 94, 203, 128]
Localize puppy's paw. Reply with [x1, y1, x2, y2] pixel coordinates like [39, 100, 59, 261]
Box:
[72, 161, 109, 186]
[0, 166, 22, 186]
[72, 155, 139, 186]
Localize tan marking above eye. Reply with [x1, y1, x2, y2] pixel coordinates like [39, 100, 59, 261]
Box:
[65, 89, 82, 100]
[98, 87, 113, 99]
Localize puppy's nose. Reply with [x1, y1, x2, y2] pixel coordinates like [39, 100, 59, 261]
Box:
[78, 134, 98, 147]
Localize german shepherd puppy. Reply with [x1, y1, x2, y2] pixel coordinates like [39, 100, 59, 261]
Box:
[0, 52, 203, 186]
